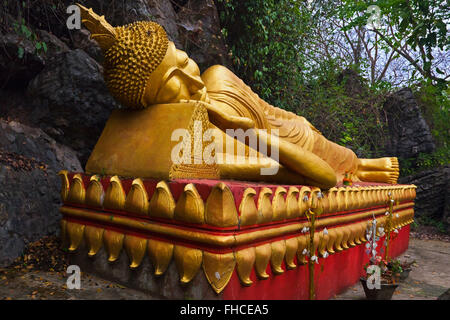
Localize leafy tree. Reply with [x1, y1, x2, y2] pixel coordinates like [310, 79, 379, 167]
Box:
[216, 0, 391, 157]
[215, 0, 449, 164]
[338, 0, 449, 89]
[215, 0, 319, 111]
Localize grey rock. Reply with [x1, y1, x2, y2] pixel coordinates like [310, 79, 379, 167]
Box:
[146, 0, 181, 47]
[26, 49, 120, 166]
[384, 88, 436, 159]
[0, 25, 71, 88]
[0, 119, 82, 267]
[35, 29, 70, 56]
[437, 288, 450, 300]
[0, 33, 45, 88]
[177, 0, 232, 71]
[399, 165, 450, 229]
[70, 28, 103, 63]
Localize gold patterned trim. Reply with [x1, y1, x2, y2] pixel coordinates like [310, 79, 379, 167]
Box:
[205, 182, 239, 227]
[86, 175, 104, 207]
[239, 188, 258, 226]
[58, 170, 70, 202]
[104, 176, 126, 210]
[60, 203, 413, 248]
[66, 173, 85, 205]
[60, 172, 417, 229]
[149, 181, 175, 219]
[174, 183, 205, 224]
[257, 187, 273, 224]
[202, 252, 236, 294]
[125, 178, 149, 215]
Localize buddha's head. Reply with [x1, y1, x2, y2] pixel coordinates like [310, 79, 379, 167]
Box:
[78, 4, 206, 108]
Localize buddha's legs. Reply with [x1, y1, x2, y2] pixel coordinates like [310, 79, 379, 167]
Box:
[202, 65, 400, 185]
[310, 131, 359, 177]
[309, 127, 399, 184]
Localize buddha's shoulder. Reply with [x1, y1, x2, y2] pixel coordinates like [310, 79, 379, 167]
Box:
[202, 65, 241, 83]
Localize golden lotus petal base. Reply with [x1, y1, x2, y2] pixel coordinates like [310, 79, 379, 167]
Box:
[59, 172, 416, 296]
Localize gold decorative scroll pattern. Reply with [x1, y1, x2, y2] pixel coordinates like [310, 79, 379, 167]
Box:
[58, 171, 416, 294]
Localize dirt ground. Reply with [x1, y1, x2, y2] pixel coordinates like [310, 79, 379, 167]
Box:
[333, 238, 450, 300]
[0, 237, 449, 300]
[0, 266, 157, 300]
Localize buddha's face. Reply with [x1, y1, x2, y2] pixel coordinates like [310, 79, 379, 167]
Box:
[142, 42, 206, 105]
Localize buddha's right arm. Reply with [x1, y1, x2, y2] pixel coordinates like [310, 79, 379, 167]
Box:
[181, 99, 256, 131]
[182, 99, 337, 188]
[255, 129, 337, 189]
[206, 103, 256, 131]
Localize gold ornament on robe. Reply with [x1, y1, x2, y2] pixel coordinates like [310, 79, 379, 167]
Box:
[77, 4, 401, 189]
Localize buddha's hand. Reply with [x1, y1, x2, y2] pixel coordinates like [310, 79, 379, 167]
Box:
[180, 99, 255, 131]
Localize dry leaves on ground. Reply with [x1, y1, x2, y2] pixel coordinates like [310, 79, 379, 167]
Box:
[0, 150, 48, 173]
[10, 236, 69, 272]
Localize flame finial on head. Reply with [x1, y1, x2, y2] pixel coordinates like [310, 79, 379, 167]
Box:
[76, 4, 170, 109]
[76, 3, 117, 51]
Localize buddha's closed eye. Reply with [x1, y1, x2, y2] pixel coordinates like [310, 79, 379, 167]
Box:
[176, 50, 189, 68]
[157, 76, 181, 103]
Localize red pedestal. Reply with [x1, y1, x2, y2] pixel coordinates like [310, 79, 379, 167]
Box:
[223, 225, 410, 300]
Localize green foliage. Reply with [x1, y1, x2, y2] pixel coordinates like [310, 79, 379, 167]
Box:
[12, 18, 48, 59]
[216, 0, 315, 111]
[35, 41, 48, 54]
[216, 0, 390, 158]
[338, 0, 449, 89]
[294, 66, 390, 157]
[416, 149, 449, 168]
[400, 148, 450, 176]
[414, 81, 450, 148]
[400, 82, 450, 175]
[389, 259, 403, 274]
[415, 215, 447, 233]
[17, 46, 24, 59]
[4, 2, 49, 59]
[216, 0, 448, 165]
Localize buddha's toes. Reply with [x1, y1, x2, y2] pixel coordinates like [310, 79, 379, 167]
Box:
[357, 157, 399, 172]
[387, 157, 399, 170]
[355, 157, 399, 184]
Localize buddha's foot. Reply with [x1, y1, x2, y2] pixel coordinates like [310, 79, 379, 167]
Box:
[356, 157, 399, 184]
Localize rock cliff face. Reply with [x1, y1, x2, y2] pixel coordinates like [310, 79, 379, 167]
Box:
[384, 88, 436, 159]
[385, 89, 447, 231]
[0, 0, 230, 266]
[0, 120, 81, 267]
[26, 49, 119, 165]
[399, 166, 449, 230]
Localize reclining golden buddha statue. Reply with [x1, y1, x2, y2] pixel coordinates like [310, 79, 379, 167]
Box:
[78, 4, 399, 189]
